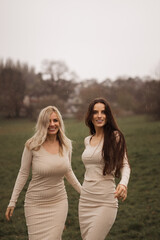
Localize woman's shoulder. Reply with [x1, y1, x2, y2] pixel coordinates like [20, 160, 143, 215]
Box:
[21, 145, 33, 158]
[113, 130, 125, 142]
[84, 135, 92, 146]
[113, 130, 120, 137]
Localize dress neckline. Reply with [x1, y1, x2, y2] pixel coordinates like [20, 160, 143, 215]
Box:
[41, 145, 59, 156]
[89, 135, 103, 148]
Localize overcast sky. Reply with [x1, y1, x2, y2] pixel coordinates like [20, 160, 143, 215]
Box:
[0, 0, 160, 81]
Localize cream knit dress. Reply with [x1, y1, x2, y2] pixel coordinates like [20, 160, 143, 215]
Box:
[79, 136, 130, 240]
[8, 146, 81, 240]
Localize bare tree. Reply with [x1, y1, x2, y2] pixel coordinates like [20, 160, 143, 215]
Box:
[144, 80, 160, 119]
[0, 66, 25, 117]
[41, 60, 70, 81]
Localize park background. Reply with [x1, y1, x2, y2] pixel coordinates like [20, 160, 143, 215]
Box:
[0, 59, 160, 240]
[0, 0, 160, 239]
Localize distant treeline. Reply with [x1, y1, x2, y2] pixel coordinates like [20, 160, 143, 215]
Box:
[0, 59, 160, 119]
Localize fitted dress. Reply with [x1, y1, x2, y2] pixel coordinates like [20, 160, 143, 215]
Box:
[8, 146, 81, 240]
[79, 136, 130, 240]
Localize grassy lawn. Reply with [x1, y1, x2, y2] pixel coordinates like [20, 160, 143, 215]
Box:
[0, 115, 160, 239]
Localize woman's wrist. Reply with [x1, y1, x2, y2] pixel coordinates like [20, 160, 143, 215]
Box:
[118, 184, 127, 189]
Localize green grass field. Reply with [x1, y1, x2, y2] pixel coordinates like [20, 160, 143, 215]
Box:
[0, 115, 160, 240]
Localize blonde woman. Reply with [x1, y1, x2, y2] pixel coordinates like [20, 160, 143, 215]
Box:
[5, 106, 81, 240]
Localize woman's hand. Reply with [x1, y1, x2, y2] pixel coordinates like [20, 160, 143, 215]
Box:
[114, 184, 127, 202]
[5, 206, 14, 221]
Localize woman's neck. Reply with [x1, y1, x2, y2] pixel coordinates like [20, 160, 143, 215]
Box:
[46, 134, 57, 143]
[94, 127, 104, 138]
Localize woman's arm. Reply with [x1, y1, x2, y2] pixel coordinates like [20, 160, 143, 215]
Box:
[6, 146, 32, 220]
[115, 153, 131, 201]
[119, 152, 131, 187]
[65, 150, 81, 194]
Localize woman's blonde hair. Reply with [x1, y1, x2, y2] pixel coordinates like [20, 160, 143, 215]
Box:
[25, 106, 71, 155]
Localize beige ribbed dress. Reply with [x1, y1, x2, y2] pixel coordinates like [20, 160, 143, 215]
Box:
[79, 136, 130, 240]
[8, 146, 81, 240]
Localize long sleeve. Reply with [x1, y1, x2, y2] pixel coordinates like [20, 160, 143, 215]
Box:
[65, 151, 81, 194]
[114, 131, 131, 187]
[119, 153, 131, 187]
[8, 147, 32, 207]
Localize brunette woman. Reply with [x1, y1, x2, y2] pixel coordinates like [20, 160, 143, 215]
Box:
[79, 98, 130, 240]
[6, 106, 81, 240]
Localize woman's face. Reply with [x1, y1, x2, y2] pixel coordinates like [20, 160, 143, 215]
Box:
[92, 103, 107, 128]
[47, 112, 60, 135]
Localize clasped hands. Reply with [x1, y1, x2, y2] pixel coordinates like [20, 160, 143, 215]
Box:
[114, 184, 127, 202]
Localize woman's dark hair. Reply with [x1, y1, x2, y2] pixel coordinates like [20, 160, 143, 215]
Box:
[85, 97, 128, 178]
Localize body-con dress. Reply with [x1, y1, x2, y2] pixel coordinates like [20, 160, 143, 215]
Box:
[79, 136, 130, 240]
[8, 146, 81, 240]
